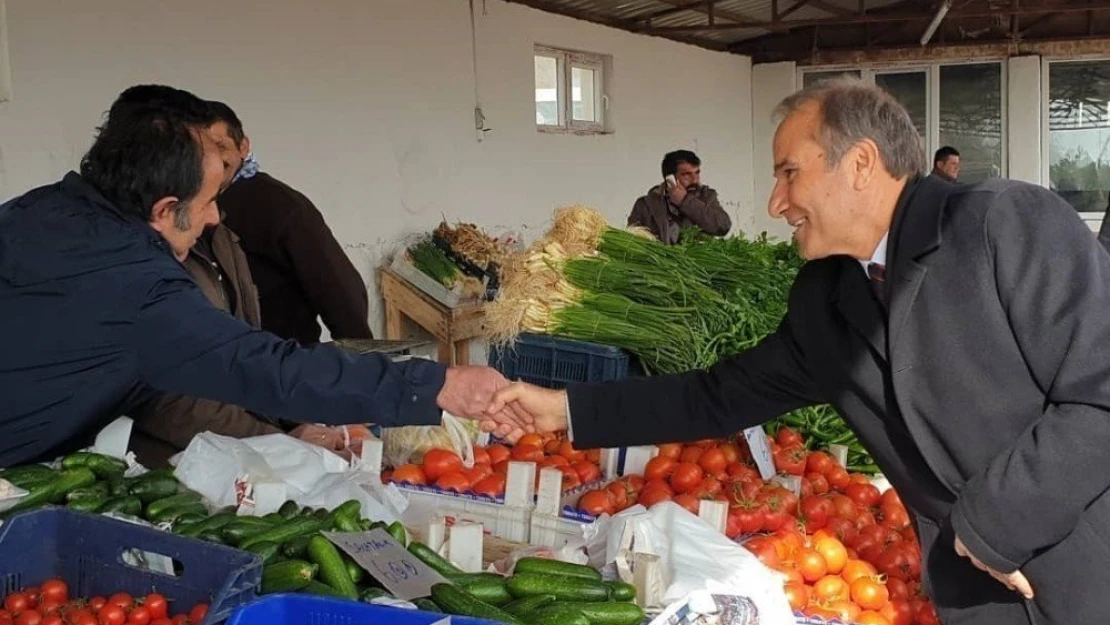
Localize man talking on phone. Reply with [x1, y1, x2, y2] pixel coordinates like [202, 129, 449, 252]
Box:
[628, 150, 731, 245]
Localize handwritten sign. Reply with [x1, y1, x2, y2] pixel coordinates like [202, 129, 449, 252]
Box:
[743, 426, 776, 480]
[323, 529, 447, 600]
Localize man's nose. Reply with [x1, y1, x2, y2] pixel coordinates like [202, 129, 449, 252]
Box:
[768, 181, 788, 218]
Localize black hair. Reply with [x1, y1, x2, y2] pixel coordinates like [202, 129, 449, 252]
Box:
[80, 95, 206, 221]
[661, 150, 701, 178]
[934, 146, 960, 164]
[206, 100, 246, 148]
[109, 84, 215, 127]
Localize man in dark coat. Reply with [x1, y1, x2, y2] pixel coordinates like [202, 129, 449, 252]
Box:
[0, 89, 509, 467]
[488, 79, 1110, 625]
[628, 150, 731, 245]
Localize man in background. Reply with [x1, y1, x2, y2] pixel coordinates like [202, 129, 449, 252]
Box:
[206, 102, 373, 345]
[930, 146, 960, 182]
[628, 149, 731, 245]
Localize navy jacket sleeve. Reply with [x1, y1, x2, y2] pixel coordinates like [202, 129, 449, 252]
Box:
[130, 274, 445, 427]
[952, 184, 1110, 572]
[566, 310, 824, 449]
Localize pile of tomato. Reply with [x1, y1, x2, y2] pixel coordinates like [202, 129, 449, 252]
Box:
[0, 580, 208, 625]
[384, 434, 604, 498]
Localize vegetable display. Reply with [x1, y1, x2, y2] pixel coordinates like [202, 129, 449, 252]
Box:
[0, 579, 207, 625]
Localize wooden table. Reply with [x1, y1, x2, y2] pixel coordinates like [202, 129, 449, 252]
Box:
[378, 266, 487, 365]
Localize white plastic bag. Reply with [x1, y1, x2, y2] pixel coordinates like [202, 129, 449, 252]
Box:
[381, 412, 478, 469]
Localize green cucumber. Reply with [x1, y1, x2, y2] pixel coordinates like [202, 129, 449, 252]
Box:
[332, 499, 362, 520]
[66, 482, 111, 502]
[513, 557, 601, 581]
[412, 598, 443, 613]
[0, 464, 58, 483]
[244, 541, 283, 565]
[282, 534, 315, 559]
[503, 594, 557, 616]
[454, 574, 511, 605]
[4, 467, 97, 516]
[430, 583, 525, 625]
[307, 535, 359, 599]
[260, 560, 318, 594]
[359, 518, 374, 531]
[2, 472, 60, 491]
[343, 556, 364, 584]
[278, 500, 300, 519]
[61, 452, 127, 478]
[262, 512, 285, 523]
[144, 491, 203, 520]
[239, 516, 326, 551]
[66, 495, 107, 513]
[183, 511, 238, 535]
[200, 530, 227, 544]
[107, 477, 131, 497]
[505, 573, 610, 602]
[606, 581, 637, 602]
[408, 542, 464, 577]
[359, 587, 393, 602]
[148, 502, 208, 524]
[546, 602, 645, 625]
[301, 580, 346, 598]
[128, 476, 180, 502]
[386, 521, 407, 546]
[527, 605, 590, 625]
[98, 495, 143, 516]
[332, 511, 362, 533]
[222, 518, 279, 545]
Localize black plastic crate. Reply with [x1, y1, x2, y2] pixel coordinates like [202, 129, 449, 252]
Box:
[489, 333, 631, 390]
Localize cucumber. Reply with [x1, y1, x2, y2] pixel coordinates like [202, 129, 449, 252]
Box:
[66, 482, 111, 502]
[430, 583, 525, 625]
[144, 491, 203, 520]
[409, 542, 464, 577]
[138, 468, 177, 481]
[0, 464, 57, 483]
[505, 573, 610, 602]
[260, 560, 318, 594]
[239, 516, 326, 551]
[387, 521, 407, 546]
[343, 556, 364, 584]
[513, 557, 602, 581]
[244, 541, 283, 565]
[200, 530, 227, 545]
[547, 601, 645, 625]
[313, 508, 330, 520]
[359, 587, 393, 602]
[527, 605, 590, 625]
[282, 534, 315, 559]
[61, 452, 127, 478]
[128, 476, 180, 503]
[2, 472, 60, 491]
[454, 574, 512, 605]
[148, 502, 208, 524]
[183, 511, 238, 535]
[307, 535, 359, 599]
[359, 518, 374, 531]
[412, 598, 443, 613]
[331, 499, 362, 519]
[301, 580, 346, 598]
[278, 500, 300, 519]
[606, 581, 637, 602]
[262, 512, 285, 523]
[66, 496, 107, 513]
[4, 468, 97, 516]
[98, 495, 143, 516]
[107, 477, 131, 497]
[332, 510, 361, 533]
[222, 518, 279, 545]
[503, 594, 556, 616]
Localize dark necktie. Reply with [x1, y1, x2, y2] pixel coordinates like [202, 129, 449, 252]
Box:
[867, 262, 887, 306]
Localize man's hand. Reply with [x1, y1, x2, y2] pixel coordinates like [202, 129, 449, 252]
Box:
[668, 180, 688, 205]
[482, 382, 568, 442]
[436, 365, 511, 420]
[290, 423, 351, 458]
[954, 535, 1034, 600]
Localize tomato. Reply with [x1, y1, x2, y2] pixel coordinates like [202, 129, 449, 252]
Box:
[824, 516, 858, 545]
[841, 558, 879, 584]
[421, 448, 465, 481]
[880, 599, 915, 625]
[697, 448, 728, 475]
[90, 597, 109, 612]
[678, 446, 703, 464]
[38, 581, 66, 605]
[884, 577, 910, 601]
[826, 465, 852, 492]
[538, 455, 568, 469]
[0, 614, 12, 625]
[812, 575, 851, 603]
[726, 463, 758, 483]
[40, 617, 63, 625]
[669, 463, 704, 494]
[142, 596, 167, 622]
[620, 474, 644, 491]
[465, 463, 495, 486]
[571, 462, 601, 484]
[470, 445, 491, 466]
[656, 443, 682, 460]
[805, 451, 836, 476]
[37, 602, 63, 617]
[742, 536, 781, 569]
[557, 440, 586, 463]
[724, 508, 744, 539]
[642, 478, 673, 495]
[797, 548, 828, 583]
[846, 482, 882, 508]
[731, 503, 765, 535]
[876, 545, 920, 582]
[4, 595, 28, 614]
[804, 472, 829, 495]
[828, 600, 862, 623]
[14, 612, 41, 625]
[717, 443, 741, 465]
[509, 444, 544, 463]
[578, 489, 615, 516]
[856, 610, 892, 625]
[856, 509, 878, 529]
[98, 604, 127, 625]
[127, 607, 151, 625]
[644, 456, 677, 481]
[880, 503, 911, 531]
[688, 476, 722, 500]
[672, 494, 701, 515]
[472, 473, 507, 498]
[171, 617, 189, 625]
[829, 493, 859, 520]
[107, 594, 134, 611]
[813, 535, 848, 574]
[914, 601, 941, 625]
[434, 471, 470, 492]
[850, 576, 890, 610]
[607, 481, 632, 509]
[773, 526, 807, 557]
[148, 620, 171, 625]
[775, 426, 804, 448]
[515, 433, 543, 448]
[783, 581, 808, 611]
[188, 604, 208, 624]
[799, 496, 832, 532]
[637, 487, 672, 508]
[772, 444, 806, 476]
[485, 444, 511, 465]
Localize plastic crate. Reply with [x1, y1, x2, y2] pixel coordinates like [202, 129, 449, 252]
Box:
[0, 507, 261, 625]
[227, 593, 505, 625]
[489, 333, 630, 390]
[400, 485, 532, 543]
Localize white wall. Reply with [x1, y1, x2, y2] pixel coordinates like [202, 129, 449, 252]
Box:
[0, 0, 755, 346]
[750, 62, 796, 242]
[1007, 55, 1042, 186]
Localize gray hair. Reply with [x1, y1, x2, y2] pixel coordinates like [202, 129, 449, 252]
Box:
[774, 77, 925, 179]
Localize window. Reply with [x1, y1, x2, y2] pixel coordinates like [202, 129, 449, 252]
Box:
[875, 70, 928, 150]
[1047, 60, 1110, 214]
[534, 45, 608, 133]
[803, 70, 861, 89]
[939, 64, 1003, 184]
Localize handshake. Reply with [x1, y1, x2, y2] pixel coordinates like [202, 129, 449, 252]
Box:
[435, 365, 571, 442]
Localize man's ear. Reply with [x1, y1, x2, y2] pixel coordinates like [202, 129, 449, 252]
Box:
[147, 196, 180, 234]
[240, 135, 252, 159]
[851, 138, 882, 190]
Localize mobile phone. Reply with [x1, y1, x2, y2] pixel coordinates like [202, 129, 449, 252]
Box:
[665, 174, 677, 188]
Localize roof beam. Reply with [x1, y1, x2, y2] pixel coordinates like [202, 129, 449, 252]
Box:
[644, 0, 765, 27]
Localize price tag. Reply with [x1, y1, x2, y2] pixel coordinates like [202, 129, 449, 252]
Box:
[323, 529, 448, 600]
[743, 426, 776, 481]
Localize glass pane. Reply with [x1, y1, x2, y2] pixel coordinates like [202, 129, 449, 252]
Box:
[571, 67, 597, 122]
[875, 71, 928, 159]
[534, 55, 559, 125]
[939, 63, 1003, 184]
[803, 70, 861, 89]
[1048, 60, 1110, 213]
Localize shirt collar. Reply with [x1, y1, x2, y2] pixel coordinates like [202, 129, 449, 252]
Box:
[859, 231, 889, 276]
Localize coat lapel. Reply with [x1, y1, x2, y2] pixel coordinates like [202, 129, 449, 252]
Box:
[833, 260, 887, 359]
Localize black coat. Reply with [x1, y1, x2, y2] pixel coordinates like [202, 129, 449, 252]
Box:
[568, 175, 1110, 625]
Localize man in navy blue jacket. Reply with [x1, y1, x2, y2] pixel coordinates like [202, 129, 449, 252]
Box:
[0, 92, 507, 467]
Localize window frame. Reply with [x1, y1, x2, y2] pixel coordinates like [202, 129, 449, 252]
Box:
[535, 44, 608, 135]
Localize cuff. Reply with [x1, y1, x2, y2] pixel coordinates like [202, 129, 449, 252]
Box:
[392, 358, 449, 427]
[951, 497, 1023, 573]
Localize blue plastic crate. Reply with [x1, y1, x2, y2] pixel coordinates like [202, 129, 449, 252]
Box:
[0, 507, 261, 625]
[489, 333, 630, 390]
[227, 594, 505, 625]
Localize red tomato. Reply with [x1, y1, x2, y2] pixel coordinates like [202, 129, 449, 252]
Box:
[107, 594, 134, 611]
[463, 464, 493, 486]
[826, 465, 852, 492]
[509, 444, 544, 463]
[733, 504, 766, 535]
[148, 620, 172, 625]
[775, 426, 804, 448]
[644, 456, 676, 481]
[668, 463, 704, 494]
[620, 475, 645, 492]
[558, 440, 586, 463]
[3, 595, 28, 614]
[880, 599, 915, 625]
[742, 536, 781, 569]
[422, 448, 465, 481]
[799, 495, 832, 532]
[846, 482, 882, 508]
[578, 489, 615, 516]
[126, 607, 151, 625]
[637, 487, 673, 508]
[671, 494, 701, 515]
[825, 516, 859, 545]
[471, 446, 491, 466]
[804, 472, 830, 495]
[39, 581, 67, 605]
[67, 610, 97, 625]
[783, 581, 809, 611]
[556, 465, 582, 491]
[718, 443, 741, 465]
[885, 577, 911, 601]
[697, 448, 728, 475]
[678, 446, 703, 464]
[485, 444, 511, 465]
[805, 451, 836, 476]
[391, 464, 426, 485]
[642, 478, 673, 495]
[656, 443, 682, 459]
[914, 601, 941, 625]
[607, 481, 634, 509]
[171, 617, 189, 625]
[41, 617, 63, 625]
[726, 463, 759, 482]
[188, 605, 208, 624]
[850, 576, 890, 610]
[14, 611, 41, 625]
[772, 444, 807, 476]
[88, 598, 107, 612]
[572, 462, 601, 484]
[830, 493, 860, 521]
[434, 471, 471, 493]
[37, 602, 63, 617]
[472, 473, 507, 498]
[539, 455, 569, 468]
[98, 604, 127, 625]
